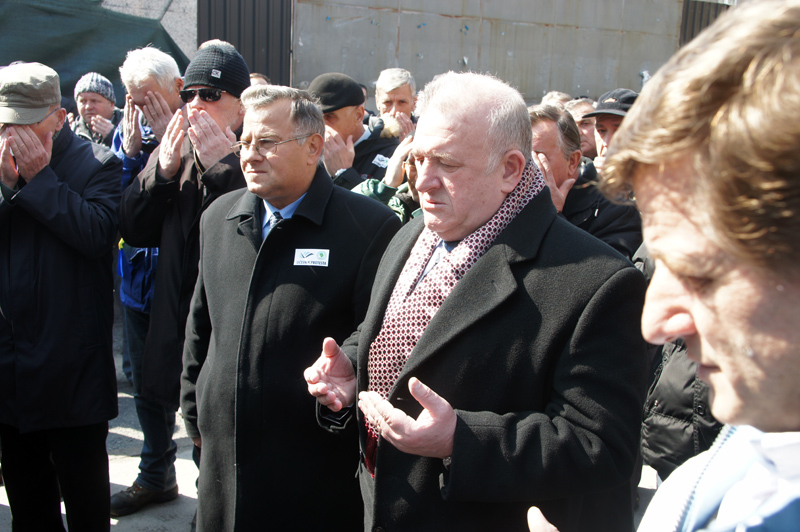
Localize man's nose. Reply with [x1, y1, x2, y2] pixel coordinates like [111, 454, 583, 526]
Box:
[413, 159, 436, 192]
[640, 266, 697, 345]
[188, 95, 205, 110]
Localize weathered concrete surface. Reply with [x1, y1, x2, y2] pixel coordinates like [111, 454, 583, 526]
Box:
[101, 0, 198, 60]
[293, 0, 683, 102]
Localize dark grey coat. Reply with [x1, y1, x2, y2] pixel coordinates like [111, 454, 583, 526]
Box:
[342, 188, 649, 532]
[119, 137, 246, 409]
[181, 168, 401, 531]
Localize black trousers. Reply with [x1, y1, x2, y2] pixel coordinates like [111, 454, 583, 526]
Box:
[0, 421, 110, 532]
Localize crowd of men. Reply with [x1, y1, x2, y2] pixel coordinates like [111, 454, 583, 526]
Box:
[0, 2, 798, 531]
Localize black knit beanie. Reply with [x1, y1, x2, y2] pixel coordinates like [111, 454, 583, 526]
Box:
[183, 43, 250, 98]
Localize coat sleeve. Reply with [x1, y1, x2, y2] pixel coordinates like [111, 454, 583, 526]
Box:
[317, 209, 401, 432]
[4, 151, 121, 259]
[180, 212, 212, 440]
[441, 266, 648, 502]
[118, 143, 181, 248]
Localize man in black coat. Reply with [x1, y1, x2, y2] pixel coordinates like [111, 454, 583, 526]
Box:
[309, 72, 400, 189]
[306, 72, 648, 532]
[0, 62, 121, 531]
[116, 41, 250, 515]
[529, 103, 642, 260]
[181, 85, 401, 531]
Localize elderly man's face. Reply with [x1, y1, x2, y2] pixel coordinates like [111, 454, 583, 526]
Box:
[77, 91, 115, 122]
[412, 111, 520, 242]
[126, 76, 183, 114]
[377, 84, 415, 118]
[322, 105, 363, 140]
[568, 103, 597, 159]
[531, 120, 580, 187]
[636, 160, 800, 432]
[238, 99, 320, 208]
[185, 85, 245, 133]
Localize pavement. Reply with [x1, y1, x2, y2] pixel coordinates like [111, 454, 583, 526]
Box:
[0, 302, 658, 530]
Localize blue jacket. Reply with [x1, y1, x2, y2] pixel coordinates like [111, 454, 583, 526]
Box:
[113, 120, 159, 312]
[638, 425, 800, 531]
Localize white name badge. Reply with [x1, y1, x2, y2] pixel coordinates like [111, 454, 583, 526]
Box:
[294, 249, 330, 267]
[372, 154, 390, 168]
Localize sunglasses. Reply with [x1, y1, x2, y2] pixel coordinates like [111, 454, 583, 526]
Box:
[179, 88, 226, 104]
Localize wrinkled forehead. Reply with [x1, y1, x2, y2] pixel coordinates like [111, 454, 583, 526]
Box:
[243, 100, 292, 135]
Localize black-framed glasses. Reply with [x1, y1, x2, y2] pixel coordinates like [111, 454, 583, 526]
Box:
[179, 88, 225, 104]
[231, 134, 313, 158]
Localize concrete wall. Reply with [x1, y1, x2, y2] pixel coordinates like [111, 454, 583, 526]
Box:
[293, 0, 684, 103]
[102, 0, 198, 60]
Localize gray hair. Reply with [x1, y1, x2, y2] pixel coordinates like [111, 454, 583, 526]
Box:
[240, 85, 325, 140]
[119, 47, 181, 93]
[564, 97, 596, 115]
[528, 103, 582, 161]
[540, 90, 572, 107]
[376, 68, 416, 97]
[416, 71, 532, 171]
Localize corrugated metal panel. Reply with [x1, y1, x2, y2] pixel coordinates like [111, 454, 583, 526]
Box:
[197, 0, 291, 86]
[680, 0, 734, 46]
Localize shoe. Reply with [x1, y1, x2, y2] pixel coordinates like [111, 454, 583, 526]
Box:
[110, 481, 179, 517]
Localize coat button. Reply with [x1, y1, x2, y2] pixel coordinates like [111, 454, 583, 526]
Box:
[695, 404, 706, 416]
[373, 527, 386, 532]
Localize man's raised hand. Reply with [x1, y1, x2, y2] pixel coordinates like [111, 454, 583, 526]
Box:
[187, 108, 236, 170]
[358, 377, 456, 459]
[304, 337, 357, 412]
[122, 95, 142, 158]
[157, 110, 185, 179]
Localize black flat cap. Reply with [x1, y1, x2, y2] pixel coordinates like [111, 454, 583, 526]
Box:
[308, 72, 365, 113]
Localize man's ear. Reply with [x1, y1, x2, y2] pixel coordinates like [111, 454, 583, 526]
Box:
[174, 77, 184, 93]
[567, 149, 582, 177]
[306, 133, 324, 164]
[54, 108, 67, 131]
[499, 150, 526, 194]
[354, 105, 365, 123]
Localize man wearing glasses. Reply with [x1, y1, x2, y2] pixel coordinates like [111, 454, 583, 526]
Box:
[0, 62, 121, 531]
[118, 40, 249, 517]
[180, 85, 400, 530]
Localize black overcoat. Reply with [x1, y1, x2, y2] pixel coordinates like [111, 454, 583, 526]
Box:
[181, 169, 401, 531]
[0, 126, 121, 432]
[119, 137, 246, 409]
[342, 188, 649, 532]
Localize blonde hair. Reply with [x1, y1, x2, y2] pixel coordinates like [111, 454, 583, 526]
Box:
[601, 0, 800, 275]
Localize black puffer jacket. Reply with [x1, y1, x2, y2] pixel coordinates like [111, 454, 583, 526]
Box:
[633, 244, 723, 480]
[641, 340, 723, 479]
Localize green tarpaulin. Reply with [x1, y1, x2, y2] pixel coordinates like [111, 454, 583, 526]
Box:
[0, 0, 190, 107]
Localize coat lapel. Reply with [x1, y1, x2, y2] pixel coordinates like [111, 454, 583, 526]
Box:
[394, 190, 558, 386]
[226, 191, 263, 252]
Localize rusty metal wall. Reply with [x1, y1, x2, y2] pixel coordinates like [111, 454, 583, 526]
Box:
[680, 0, 734, 46]
[197, 0, 292, 86]
[291, 0, 685, 102]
